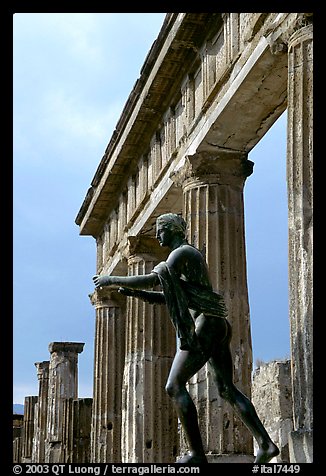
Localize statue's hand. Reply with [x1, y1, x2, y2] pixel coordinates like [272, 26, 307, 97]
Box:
[93, 275, 112, 288]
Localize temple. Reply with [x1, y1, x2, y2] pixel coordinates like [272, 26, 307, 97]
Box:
[14, 13, 313, 463]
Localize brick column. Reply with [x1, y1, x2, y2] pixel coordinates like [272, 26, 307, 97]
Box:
[173, 152, 254, 459]
[89, 289, 126, 463]
[286, 21, 313, 463]
[45, 342, 84, 463]
[32, 361, 49, 462]
[121, 236, 178, 463]
[22, 395, 38, 462]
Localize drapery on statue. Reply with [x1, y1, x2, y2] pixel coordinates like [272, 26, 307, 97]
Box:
[93, 213, 279, 464]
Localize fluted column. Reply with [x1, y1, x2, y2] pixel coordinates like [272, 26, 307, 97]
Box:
[62, 397, 92, 463]
[13, 418, 23, 463]
[121, 236, 178, 463]
[22, 395, 38, 462]
[45, 342, 84, 463]
[172, 152, 254, 458]
[32, 361, 49, 462]
[89, 289, 126, 463]
[287, 21, 313, 463]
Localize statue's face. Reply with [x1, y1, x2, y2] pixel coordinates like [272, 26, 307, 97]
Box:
[156, 223, 173, 247]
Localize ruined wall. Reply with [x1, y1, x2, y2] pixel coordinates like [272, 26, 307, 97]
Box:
[13, 414, 24, 463]
[252, 360, 293, 462]
[13, 342, 92, 464]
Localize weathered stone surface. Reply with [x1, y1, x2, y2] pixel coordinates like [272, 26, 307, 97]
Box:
[252, 360, 293, 462]
[207, 454, 254, 463]
[45, 342, 84, 463]
[13, 433, 23, 463]
[286, 22, 313, 463]
[32, 361, 49, 463]
[13, 415, 24, 463]
[21, 396, 38, 463]
[63, 398, 92, 463]
[121, 240, 178, 463]
[89, 291, 126, 462]
[176, 153, 254, 456]
[288, 430, 313, 463]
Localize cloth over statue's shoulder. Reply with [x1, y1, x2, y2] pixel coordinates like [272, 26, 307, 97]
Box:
[152, 261, 227, 351]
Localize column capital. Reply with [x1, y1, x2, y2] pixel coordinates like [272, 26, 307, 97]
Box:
[34, 361, 50, 379]
[264, 13, 312, 55]
[48, 342, 84, 355]
[288, 22, 313, 51]
[89, 288, 125, 309]
[171, 151, 253, 189]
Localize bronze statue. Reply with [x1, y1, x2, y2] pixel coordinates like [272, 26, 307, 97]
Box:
[93, 213, 279, 464]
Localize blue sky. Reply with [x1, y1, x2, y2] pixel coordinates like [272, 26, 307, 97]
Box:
[13, 13, 289, 404]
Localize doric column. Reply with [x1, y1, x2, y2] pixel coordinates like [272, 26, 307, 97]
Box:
[286, 21, 313, 463]
[121, 236, 178, 463]
[32, 361, 49, 462]
[89, 289, 126, 463]
[45, 342, 84, 463]
[172, 151, 254, 459]
[22, 395, 38, 462]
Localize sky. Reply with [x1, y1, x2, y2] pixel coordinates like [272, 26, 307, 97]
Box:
[13, 13, 290, 405]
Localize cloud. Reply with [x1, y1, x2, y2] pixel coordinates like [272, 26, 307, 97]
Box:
[55, 14, 105, 65]
[41, 87, 123, 146]
[14, 83, 124, 170]
[14, 13, 166, 170]
[14, 13, 127, 166]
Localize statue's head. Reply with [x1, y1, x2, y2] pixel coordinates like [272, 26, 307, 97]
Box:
[156, 213, 187, 239]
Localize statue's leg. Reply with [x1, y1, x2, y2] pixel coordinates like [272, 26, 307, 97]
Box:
[165, 316, 213, 463]
[208, 326, 279, 463]
[166, 314, 230, 463]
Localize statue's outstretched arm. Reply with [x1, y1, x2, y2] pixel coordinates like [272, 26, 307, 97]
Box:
[93, 272, 159, 290]
[118, 287, 166, 305]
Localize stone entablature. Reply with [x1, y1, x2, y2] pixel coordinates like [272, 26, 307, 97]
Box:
[75, 13, 311, 290]
[75, 13, 307, 245]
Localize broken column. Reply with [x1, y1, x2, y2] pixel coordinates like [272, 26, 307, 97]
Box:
[32, 361, 49, 462]
[21, 396, 38, 463]
[45, 342, 84, 463]
[286, 21, 313, 463]
[13, 414, 24, 463]
[173, 152, 254, 461]
[62, 397, 93, 463]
